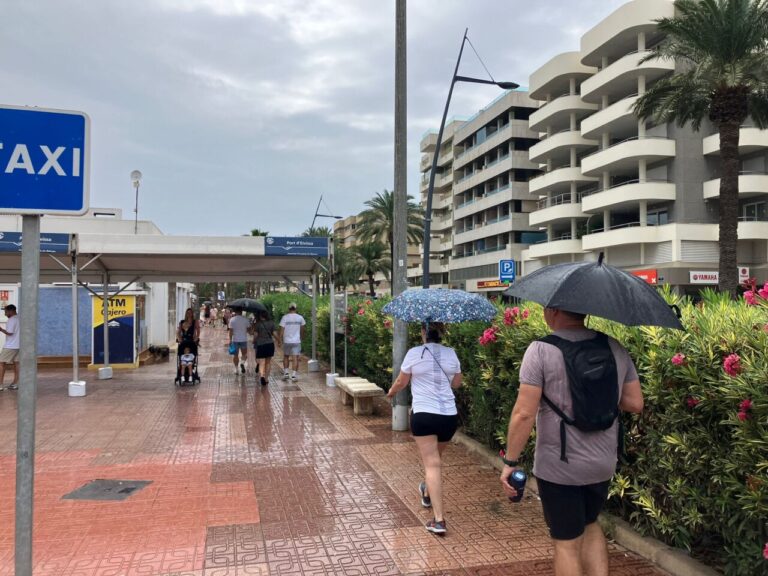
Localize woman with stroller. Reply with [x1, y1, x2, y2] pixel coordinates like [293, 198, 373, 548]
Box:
[177, 308, 201, 384]
[251, 310, 279, 386]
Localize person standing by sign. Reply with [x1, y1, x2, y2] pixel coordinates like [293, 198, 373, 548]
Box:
[0, 304, 20, 391]
[279, 303, 305, 380]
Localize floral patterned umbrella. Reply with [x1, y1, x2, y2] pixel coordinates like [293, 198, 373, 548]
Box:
[382, 288, 497, 323]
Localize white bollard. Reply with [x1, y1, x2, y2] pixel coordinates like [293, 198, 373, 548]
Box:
[68, 380, 86, 397]
[97, 367, 113, 380]
[307, 359, 320, 372]
[325, 372, 338, 387]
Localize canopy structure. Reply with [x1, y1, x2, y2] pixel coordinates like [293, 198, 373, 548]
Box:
[0, 233, 326, 283]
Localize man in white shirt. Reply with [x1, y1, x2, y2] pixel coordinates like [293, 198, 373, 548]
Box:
[279, 303, 305, 380]
[0, 304, 20, 391]
[228, 308, 250, 375]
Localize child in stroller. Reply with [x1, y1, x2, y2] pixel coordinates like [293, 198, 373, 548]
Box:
[176, 308, 201, 386]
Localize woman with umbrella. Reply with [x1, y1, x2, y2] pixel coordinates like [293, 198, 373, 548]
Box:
[387, 322, 462, 535]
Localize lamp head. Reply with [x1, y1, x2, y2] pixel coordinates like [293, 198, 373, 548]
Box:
[496, 81, 519, 90]
[130, 170, 143, 187]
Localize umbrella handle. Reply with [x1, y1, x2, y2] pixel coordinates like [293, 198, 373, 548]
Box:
[670, 304, 682, 319]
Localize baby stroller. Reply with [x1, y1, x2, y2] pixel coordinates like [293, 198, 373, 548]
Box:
[175, 339, 201, 386]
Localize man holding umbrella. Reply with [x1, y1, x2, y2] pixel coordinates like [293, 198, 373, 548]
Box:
[499, 254, 669, 576]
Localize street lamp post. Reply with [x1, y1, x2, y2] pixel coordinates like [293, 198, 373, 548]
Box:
[310, 195, 342, 231]
[130, 170, 142, 234]
[422, 28, 518, 289]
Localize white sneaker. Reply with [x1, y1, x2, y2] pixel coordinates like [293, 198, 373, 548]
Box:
[282, 371, 290, 380]
[290, 372, 298, 381]
[234, 368, 240, 375]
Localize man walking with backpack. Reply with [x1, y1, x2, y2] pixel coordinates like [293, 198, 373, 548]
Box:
[499, 306, 643, 576]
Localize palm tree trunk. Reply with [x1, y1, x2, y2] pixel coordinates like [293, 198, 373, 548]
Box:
[718, 120, 741, 298]
[367, 273, 375, 297]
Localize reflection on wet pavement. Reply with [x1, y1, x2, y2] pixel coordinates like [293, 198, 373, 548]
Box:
[0, 326, 667, 575]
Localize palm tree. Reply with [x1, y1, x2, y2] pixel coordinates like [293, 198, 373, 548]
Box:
[633, 0, 768, 297]
[356, 190, 423, 294]
[302, 226, 332, 294]
[353, 242, 391, 297]
[250, 228, 269, 237]
[333, 245, 360, 292]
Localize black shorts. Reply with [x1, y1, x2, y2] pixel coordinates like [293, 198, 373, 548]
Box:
[255, 342, 275, 359]
[410, 412, 458, 442]
[536, 477, 610, 540]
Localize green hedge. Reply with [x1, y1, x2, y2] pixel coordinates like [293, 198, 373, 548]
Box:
[260, 290, 767, 574]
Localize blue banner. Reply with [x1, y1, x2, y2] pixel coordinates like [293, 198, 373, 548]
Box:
[0, 231, 70, 253]
[265, 236, 329, 257]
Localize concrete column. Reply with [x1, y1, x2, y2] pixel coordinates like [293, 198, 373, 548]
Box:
[569, 77, 576, 95]
[638, 74, 646, 96]
[602, 94, 609, 110]
[602, 132, 610, 150]
[570, 113, 577, 132]
[640, 200, 648, 226]
[638, 32, 646, 51]
[547, 159, 553, 171]
[547, 224, 553, 239]
[601, 56, 609, 69]
[571, 218, 578, 239]
[639, 159, 647, 182]
[640, 243, 645, 265]
[570, 147, 577, 168]
[603, 172, 610, 191]
[603, 210, 611, 231]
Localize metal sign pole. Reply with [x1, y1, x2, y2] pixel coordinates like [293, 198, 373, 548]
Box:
[15, 214, 41, 576]
[71, 250, 79, 383]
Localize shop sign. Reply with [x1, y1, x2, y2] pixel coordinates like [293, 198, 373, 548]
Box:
[631, 269, 658, 284]
[477, 280, 509, 289]
[690, 271, 718, 284]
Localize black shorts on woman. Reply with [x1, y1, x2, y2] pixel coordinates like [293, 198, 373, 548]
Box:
[410, 412, 458, 442]
[254, 342, 275, 359]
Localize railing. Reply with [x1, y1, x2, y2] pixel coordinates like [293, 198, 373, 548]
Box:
[455, 124, 512, 161]
[485, 214, 511, 226]
[738, 216, 768, 222]
[537, 192, 578, 210]
[585, 221, 660, 235]
[581, 136, 671, 160]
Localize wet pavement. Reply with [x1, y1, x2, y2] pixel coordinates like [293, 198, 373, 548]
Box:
[0, 326, 668, 575]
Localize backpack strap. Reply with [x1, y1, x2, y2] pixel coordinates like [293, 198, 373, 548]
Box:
[538, 334, 578, 463]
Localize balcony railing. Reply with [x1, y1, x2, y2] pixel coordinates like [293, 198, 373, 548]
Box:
[585, 221, 660, 235]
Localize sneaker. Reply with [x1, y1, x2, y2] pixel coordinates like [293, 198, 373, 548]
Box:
[234, 368, 240, 375]
[260, 377, 268, 386]
[418, 482, 431, 508]
[425, 519, 446, 535]
[240, 362, 246, 374]
[0, 386, 4, 391]
[290, 372, 298, 381]
[8, 384, 18, 391]
[282, 371, 289, 380]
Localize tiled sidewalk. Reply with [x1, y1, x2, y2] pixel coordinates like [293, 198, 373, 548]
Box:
[0, 326, 667, 575]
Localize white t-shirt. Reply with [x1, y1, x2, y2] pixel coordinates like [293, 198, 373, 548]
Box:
[4, 315, 19, 349]
[280, 313, 306, 344]
[180, 353, 195, 365]
[229, 314, 249, 343]
[401, 343, 461, 416]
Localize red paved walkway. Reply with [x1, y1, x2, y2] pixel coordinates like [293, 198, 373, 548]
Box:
[0, 326, 667, 575]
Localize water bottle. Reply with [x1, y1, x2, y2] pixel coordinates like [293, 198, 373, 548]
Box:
[507, 470, 527, 503]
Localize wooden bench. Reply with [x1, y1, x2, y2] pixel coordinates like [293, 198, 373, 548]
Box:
[335, 377, 386, 415]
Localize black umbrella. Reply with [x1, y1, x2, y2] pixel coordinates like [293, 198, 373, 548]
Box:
[227, 298, 267, 314]
[503, 253, 683, 329]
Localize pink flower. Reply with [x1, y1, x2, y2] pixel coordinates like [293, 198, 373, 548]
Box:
[739, 398, 753, 411]
[759, 287, 768, 300]
[723, 354, 742, 377]
[744, 291, 757, 305]
[478, 326, 499, 345]
[764, 324, 768, 333]
[383, 319, 392, 329]
[671, 353, 686, 366]
[686, 397, 700, 408]
[365, 299, 372, 305]
[357, 308, 365, 316]
[763, 542, 768, 560]
[503, 308, 516, 326]
[737, 410, 749, 422]
[522, 309, 530, 319]
[511, 306, 520, 317]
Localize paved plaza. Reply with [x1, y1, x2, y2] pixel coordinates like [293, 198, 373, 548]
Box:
[0, 326, 668, 575]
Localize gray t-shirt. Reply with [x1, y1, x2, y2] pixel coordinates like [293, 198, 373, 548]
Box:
[252, 320, 276, 346]
[519, 328, 638, 486]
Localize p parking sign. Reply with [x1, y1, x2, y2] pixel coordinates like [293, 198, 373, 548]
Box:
[499, 259, 516, 283]
[0, 105, 89, 215]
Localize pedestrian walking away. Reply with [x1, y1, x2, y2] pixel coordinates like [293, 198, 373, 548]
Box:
[499, 306, 643, 576]
[228, 308, 249, 375]
[279, 303, 305, 381]
[252, 310, 278, 386]
[387, 322, 462, 535]
[0, 304, 20, 391]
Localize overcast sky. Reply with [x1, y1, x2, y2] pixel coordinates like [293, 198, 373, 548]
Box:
[1, 0, 626, 236]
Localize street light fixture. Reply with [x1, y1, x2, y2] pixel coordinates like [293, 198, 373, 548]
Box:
[130, 170, 142, 234]
[310, 195, 343, 230]
[422, 29, 518, 289]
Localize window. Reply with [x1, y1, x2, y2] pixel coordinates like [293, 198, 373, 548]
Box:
[743, 201, 767, 221]
[647, 209, 668, 226]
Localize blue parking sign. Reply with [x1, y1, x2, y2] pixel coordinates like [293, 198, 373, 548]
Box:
[0, 105, 89, 215]
[499, 259, 516, 283]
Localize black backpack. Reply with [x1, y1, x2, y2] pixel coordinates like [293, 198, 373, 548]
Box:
[538, 332, 619, 463]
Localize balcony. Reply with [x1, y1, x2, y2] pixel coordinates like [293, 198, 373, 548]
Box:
[451, 245, 513, 269]
[420, 131, 438, 153]
[582, 180, 676, 212]
[527, 237, 584, 258]
[738, 218, 768, 240]
[703, 172, 768, 200]
[581, 137, 675, 176]
[530, 51, 596, 101]
[581, 94, 639, 139]
[581, 222, 664, 250]
[529, 192, 587, 226]
[454, 184, 522, 220]
[431, 193, 452, 210]
[454, 214, 526, 245]
[703, 127, 768, 155]
[529, 130, 597, 164]
[529, 95, 598, 132]
[453, 121, 534, 169]
[580, 51, 675, 103]
[454, 153, 537, 194]
[529, 166, 599, 195]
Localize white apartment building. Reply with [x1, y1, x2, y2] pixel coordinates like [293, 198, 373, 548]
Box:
[410, 91, 542, 293]
[524, 0, 768, 294]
